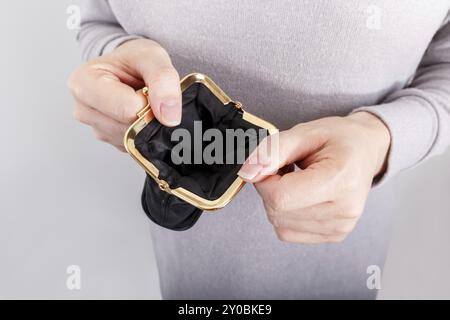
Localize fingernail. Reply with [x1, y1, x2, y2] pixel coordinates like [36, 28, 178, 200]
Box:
[160, 100, 181, 126]
[259, 165, 278, 176]
[238, 164, 263, 181]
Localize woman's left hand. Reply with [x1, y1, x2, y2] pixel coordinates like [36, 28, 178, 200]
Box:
[238, 111, 391, 244]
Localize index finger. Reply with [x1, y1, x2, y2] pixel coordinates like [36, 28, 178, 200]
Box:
[69, 66, 147, 124]
[254, 163, 338, 212]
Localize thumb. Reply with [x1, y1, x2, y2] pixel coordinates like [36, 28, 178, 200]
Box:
[126, 43, 182, 127]
[237, 126, 320, 183]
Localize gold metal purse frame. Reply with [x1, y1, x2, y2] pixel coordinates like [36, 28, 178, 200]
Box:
[124, 73, 278, 211]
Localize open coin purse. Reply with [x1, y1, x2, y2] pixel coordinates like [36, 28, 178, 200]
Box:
[124, 73, 278, 231]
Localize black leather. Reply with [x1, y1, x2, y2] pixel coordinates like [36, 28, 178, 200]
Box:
[135, 82, 267, 231]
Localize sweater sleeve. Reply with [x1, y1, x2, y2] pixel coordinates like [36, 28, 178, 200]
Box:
[353, 12, 450, 184]
[77, 0, 142, 61]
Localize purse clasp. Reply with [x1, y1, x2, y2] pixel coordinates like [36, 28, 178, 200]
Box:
[137, 87, 151, 118]
[158, 180, 171, 193]
[234, 101, 243, 110]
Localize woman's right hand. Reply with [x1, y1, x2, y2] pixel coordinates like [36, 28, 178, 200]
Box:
[68, 39, 182, 152]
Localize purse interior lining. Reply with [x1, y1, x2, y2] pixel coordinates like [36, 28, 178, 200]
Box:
[134, 82, 266, 201]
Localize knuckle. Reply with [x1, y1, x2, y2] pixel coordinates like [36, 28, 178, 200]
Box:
[267, 214, 276, 226]
[275, 229, 291, 243]
[337, 201, 364, 219]
[268, 214, 286, 228]
[263, 202, 277, 218]
[67, 65, 86, 96]
[107, 98, 136, 124]
[152, 66, 179, 84]
[347, 204, 364, 219]
[116, 125, 127, 139]
[67, 72, 79, 96]
[73, 107, 88, 125]
[328, 234, 347, 243]
[117, 106, 137, 124]
[266, 190, 288, 212]
[332, 221, 356, 235]
[72, 107, 82, 122]
[95, 133, 109, 143]
[262, 199, 270, 210]
[114, 145, 127, 153]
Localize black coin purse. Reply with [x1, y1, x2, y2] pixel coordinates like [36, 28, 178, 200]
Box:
[124, 73, 278, 231]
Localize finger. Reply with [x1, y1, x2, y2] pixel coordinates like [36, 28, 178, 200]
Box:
[74, 102, 129, 147]
[115, 145, 127, 153]
[92, 128, 126, 152]
[274, 228, 346, 244]
[122, 47, 182, 127]
[264, 201, 343, 220]
[238, 125, 324, 183]
[68, 65, 148, 124]
[268, 215, 357, 236]
[236, 134, 279, 180]
[144, 67, 182, 127]
[254, 162, 339, 212]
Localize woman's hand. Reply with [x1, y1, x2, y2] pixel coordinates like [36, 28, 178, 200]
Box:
[238, 112, 391, 244]
[68, 39, 181, 151]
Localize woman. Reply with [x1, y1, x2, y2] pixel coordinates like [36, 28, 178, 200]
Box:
[68, 0, 450, 299]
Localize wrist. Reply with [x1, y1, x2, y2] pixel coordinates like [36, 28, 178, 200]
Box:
[347, 111, 391, 178]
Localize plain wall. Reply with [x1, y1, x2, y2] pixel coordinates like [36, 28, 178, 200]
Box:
[0, 1, 449, 299]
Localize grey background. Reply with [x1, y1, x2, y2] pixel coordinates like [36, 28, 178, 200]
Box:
[0, 1, 449, 299]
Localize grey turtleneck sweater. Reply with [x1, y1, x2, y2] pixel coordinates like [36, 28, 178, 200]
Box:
[77, 0, 450, 299]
